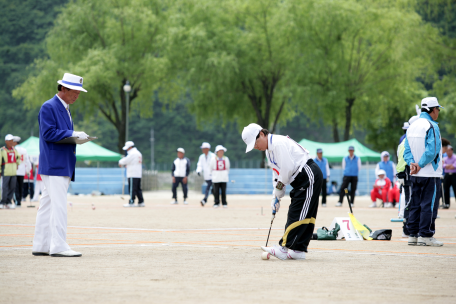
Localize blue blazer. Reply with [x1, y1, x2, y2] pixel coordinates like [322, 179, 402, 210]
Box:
[38, 95, 76, 181]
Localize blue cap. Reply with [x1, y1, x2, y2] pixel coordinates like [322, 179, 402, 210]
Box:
[348, 146, 355, 151]
[316, 148, 323, 153]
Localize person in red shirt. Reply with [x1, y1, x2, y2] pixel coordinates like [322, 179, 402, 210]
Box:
[388, 181, 401, 208]
[370, 169, 392, 208]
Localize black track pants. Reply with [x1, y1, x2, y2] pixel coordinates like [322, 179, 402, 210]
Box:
[279, 159, 323, 252]
[128, 177, 144, 204]
[338, 176, 358, 205]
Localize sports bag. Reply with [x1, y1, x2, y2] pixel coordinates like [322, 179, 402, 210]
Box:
[316, 223, 340, 240]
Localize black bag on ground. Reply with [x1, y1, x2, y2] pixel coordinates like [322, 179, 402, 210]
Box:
[369, 229, 392, 240]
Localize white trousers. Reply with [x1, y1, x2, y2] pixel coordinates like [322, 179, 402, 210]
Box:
[32, 180, 44, 201]
[32, 175, 71, 254]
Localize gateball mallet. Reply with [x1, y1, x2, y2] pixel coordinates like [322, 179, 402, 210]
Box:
[344, 188, 354, 214]
[262, 198, 278, 260]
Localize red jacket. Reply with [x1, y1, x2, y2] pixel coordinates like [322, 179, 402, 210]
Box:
[374, 177, 391, 192]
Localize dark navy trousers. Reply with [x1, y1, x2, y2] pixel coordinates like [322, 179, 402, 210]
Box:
[407, 176, 440, 237]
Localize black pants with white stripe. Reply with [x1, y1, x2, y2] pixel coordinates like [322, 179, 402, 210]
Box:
[128, 177, 144, 204]
[279, 159, 323, 252]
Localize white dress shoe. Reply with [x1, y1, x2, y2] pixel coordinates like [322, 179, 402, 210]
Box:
[335, 202, 342, 207]
[51, 250, 82, 257]
[183, 200, 188, 205]
[288, 249, 306, 260]
[138, 203, 145, 207]
[170, 200, 178, 205]
[123, 203, 136, 207]
[261, 245, 291, 261]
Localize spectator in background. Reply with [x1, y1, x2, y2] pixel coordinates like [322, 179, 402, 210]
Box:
[13, 136, 31, 207]
[443, 145, 456, 209]
[23, 166, 35, 202]
[400, 122, 409, 144]
[171, 148, 190, 205]
[337, 146, 361, 207]
[196, 142, 215, 207]
[404, 97, 444, 247]
[314, 148, 330, 207]
[211, 145, 230, 208]
[31, 163, 43, 202]
[376, 151, 396, 186]
[0, 134, 21, 209]
[388, 181, 401, 208]
[370, 170, 392, 208]
[119, 141, 144, 208]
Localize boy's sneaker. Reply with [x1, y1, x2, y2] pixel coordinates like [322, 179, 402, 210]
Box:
[408, 235, 417, 246]
[170, 200, 178, 205]
[288, 249, 306, 260]
[213, 204, 219, 209]
[335, 202, 342, 207]
[417, 237, 443, 247]
[200, 199, 206, 207]
[123, 203, 136, 208]
[0, 204, 6, 209]
[183, 200, 188, 205]
[261, 245, 291, 261]
[7, 204, 16, 209]
[322, 203, 327, 207]
[369, 202, 377, 208]
[222, 205, 228, 208]
[138, 203, 145, 207]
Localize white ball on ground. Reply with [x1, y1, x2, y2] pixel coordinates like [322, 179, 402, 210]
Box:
[261, 252, 270, 260]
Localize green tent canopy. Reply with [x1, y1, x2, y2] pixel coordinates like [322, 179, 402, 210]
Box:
[298, 138, 381, 162]
[19, 136, 122, 161]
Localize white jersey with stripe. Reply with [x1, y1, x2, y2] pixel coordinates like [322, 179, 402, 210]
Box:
[266, 134, 310, 190]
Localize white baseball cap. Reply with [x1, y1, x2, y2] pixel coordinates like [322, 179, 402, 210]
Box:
[377, 169, 386, 177]
[215, 145, 227, 153]
[177, 147, 185, 153]
[13, 136, 21, 142]
[57, 73, 87, 92]
[421, 97, 443, 111]
[381, 151, 389, 159]
[122, 141, 135, 150]
[5, 134, 14, 141]
[242, 123, 263, 153]
[200, 142, 211, 149]
[402, 122, 409, 130]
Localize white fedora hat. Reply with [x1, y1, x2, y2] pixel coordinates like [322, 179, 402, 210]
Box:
[57, 73, 87, 92]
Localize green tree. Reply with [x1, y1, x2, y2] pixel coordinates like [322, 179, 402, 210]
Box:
[13, 0, 174, 153]
[0, 0, 68, 140]
[167, 0, 297, 137]
[289, 0, 437, 143]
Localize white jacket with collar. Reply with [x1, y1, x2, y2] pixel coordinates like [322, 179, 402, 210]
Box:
[266, 134, 310, 195]
[119, 147, 143, 178]
[196, 152, 215, 180]
[210, 156, 230, 183]
[15, 146, 32, 176]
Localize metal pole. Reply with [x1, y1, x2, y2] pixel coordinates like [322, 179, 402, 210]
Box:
[125, 92, 129, 141]
[97, 161, 100, 192]
[366, 161, 369, 195]
[150, 128, 155, 171]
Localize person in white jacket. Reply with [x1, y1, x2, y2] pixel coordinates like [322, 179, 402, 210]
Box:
[13, 136, 31, 207]
[119, 141, 144, 207]
[196, 142, 215, 207]
[210, 145, 230, 208]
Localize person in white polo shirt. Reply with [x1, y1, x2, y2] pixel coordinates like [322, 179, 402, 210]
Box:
[171, 148, 190, 205]
[210, 145, 230, 208]
[12, 136, 31, 207]
[119, 141, 144, 207]
[196, 142, 215, 206]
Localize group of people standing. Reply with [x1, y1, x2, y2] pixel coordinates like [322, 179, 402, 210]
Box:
[171, 142, 230, 208]
[1, 134, 42, 209]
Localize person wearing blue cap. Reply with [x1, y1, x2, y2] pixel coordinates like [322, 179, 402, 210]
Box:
[336, 146, 361, 207]
[314, 148, 330, 207]
[404, 97, 444, 247]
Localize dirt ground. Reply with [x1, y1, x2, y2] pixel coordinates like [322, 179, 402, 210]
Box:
[1, 191, 455, 304]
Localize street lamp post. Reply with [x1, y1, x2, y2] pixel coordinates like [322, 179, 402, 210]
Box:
[123, 80, 131, 141]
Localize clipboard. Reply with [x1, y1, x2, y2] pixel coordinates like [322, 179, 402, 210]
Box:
[56, 136, 98, 145]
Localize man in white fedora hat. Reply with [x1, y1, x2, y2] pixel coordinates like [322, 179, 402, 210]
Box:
[32, 73, 89, 257]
